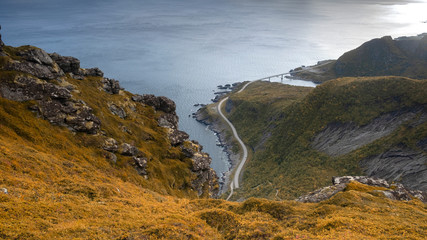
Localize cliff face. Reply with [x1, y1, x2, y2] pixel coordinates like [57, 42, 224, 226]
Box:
[312, 107, 427, 191]
[0, 44, 218, 198]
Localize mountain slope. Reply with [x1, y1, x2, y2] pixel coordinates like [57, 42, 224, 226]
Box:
[211, 77, 427, 200]
[290, 34, 427, 82]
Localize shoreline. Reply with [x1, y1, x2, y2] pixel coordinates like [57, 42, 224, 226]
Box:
[194, 103, 240, 195]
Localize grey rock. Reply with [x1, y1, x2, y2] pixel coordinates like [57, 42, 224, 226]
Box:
[16, 47, 53, 66]
[296, 183, 347, 203]
[417, 137, 427, 152]
[361, 147, 427, 191]
[119, 143, 141, 156]
[0, 75, 71, 102]
[49, 52, 80, 74]
[5, 60, 64, 80]
[158, 113, 179, 129]
[1, 188, 7, 194]
[102, 138, 118, 152]
[167, 129, 189, 146]
[312, 107, 426, 156]
[109, 104, 127, 119]
[132, 156, 148, 176]
[332, 176, 390, 188]
[101, 78, 121, 94]
[80, 67, 104, 77]
[132, 94, 176, 114]
[180, 141, 198, 158]
[191, 152, 212, 172]
[296, 176, 427, 203]
[38, 99, 101, 134]
[192, 168, 219, 197]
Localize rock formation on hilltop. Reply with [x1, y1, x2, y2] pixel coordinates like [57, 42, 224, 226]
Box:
[0, 40, 218, 197]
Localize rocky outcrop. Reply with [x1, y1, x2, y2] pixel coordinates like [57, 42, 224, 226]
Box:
[132, 94, 176, 114]
[0, 40, 219, 198]
[297, 176, 427, 203]
[49, 52, 80, 74]
[101, 78, 121, 94]
[312, 107, 426, 156]
[133, 156, 148, 176]
[119, 143, 141, 157]
[102, 138, 119, 152]
[132, 94, 180, 129]
[38, 98, 100, 133]
[109, 103, 127, 119]
[4, 47, 65, 80]
[167, 129, 189, 146]
[0, 75, 100, 133]
[311, 107, 427, 192]
[132, 94, 218, 197]
[361, 147, 427, 191]
[80, 67, 104, 77]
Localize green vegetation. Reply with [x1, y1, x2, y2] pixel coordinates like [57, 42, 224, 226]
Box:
[292, 35, 427, 82]
[221, 77, 427, 200]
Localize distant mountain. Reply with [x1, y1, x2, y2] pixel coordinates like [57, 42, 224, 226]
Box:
[290, 33, 427, 82]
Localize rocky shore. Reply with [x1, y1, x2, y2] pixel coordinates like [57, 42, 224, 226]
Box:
[193, 86, 242, 194]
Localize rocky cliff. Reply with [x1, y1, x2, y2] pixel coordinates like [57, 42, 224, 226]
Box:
[0, 42, 218, 198]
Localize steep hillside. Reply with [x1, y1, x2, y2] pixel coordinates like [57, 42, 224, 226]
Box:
[290, 33, 427, 82]
[0, 40, 427, 239]
[206, 77, 427, 200]
[0, 44, 220, 199]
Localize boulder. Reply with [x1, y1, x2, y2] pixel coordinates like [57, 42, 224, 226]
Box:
[132, 94, 176, 114]
[108, 104, 127, 119]
[132, 156, 148, 176]
[16, 47, 53, 66]
[101, 78, 121, 94]
[102, 138, 118, 152]
[119, 143, 141, 156]
[80, 67, 103, 77]
[49, 52, 80, 74]
[158, 113, 179, 129]
[191, 152, 211, 172]
[167, 129, 189, 146]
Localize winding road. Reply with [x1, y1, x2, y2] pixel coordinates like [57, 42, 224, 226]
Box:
[220, 63, 327, 200]
[219, 81, 253, 201]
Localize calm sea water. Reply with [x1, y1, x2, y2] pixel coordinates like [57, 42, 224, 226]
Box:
[1, 0, 426, 177]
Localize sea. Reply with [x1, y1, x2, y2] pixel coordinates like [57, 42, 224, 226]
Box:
[1, 0, 426, 179]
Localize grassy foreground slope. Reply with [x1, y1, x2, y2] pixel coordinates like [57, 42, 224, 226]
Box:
[224, 77, 427, 200]
[1, 124, 426, 239]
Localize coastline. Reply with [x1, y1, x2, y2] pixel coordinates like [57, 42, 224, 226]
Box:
[194, 102, 240, 195]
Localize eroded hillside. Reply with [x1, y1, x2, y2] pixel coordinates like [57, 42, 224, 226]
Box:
[203, 77, 427, 200]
